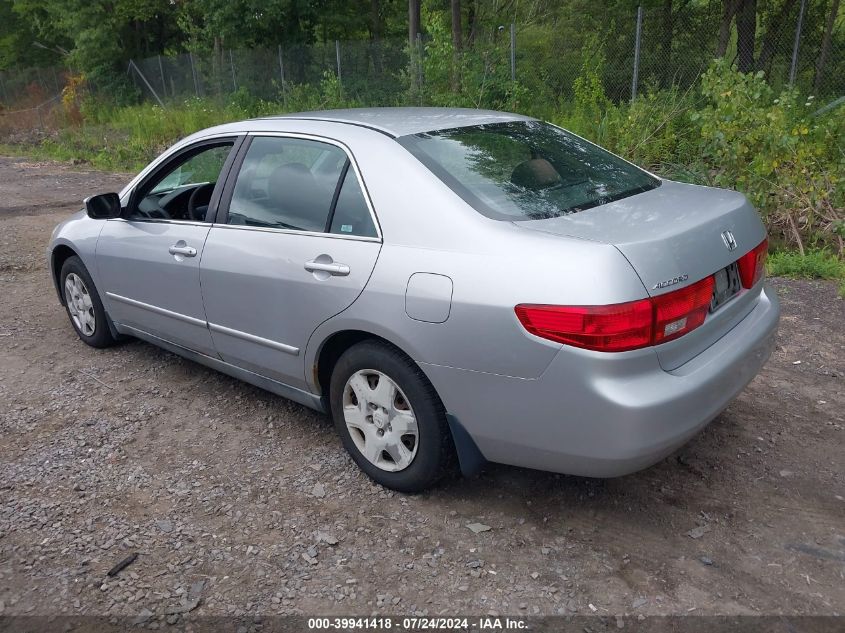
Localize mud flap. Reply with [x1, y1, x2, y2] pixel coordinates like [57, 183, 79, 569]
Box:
[105, 311, 125, 341]
[446, 414, 486, 477]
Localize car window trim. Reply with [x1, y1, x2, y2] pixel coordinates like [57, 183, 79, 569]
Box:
[123, 134, 245, 225]
[215, 131, 383, 243]
[215, 134, 254, 227]
[206, 136, 246, 223]
[208, 223, 381, 242]
[324, 160, 351, 233]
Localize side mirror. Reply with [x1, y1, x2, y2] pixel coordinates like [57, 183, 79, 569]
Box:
[85, 193, 122, 219]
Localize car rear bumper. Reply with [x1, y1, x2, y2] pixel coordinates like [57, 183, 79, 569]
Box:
[421, 284, 779, 477]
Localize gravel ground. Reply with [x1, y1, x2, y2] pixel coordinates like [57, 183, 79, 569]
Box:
[0, 156, 843, 622]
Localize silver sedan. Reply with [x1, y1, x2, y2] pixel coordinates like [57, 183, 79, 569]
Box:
[48, 108, 780, 491]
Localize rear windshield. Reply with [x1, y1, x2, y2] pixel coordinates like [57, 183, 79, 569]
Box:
[397, 120, 660, 221]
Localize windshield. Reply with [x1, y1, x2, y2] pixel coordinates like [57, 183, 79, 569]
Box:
[397, 120, 660, 221]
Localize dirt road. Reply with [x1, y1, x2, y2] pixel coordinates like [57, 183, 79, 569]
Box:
[0, 156, 843, 621]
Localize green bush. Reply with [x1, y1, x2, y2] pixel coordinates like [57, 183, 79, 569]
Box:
[602, 86, 700, 172]
[551, 44, 701, 177]
[692, 60, 844, 253]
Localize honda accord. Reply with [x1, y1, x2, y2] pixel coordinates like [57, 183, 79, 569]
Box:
[48, 108, 779, 491]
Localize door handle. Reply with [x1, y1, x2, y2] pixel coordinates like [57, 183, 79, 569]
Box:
[304, 260, 350, 276]
[169, 245, 197, 257]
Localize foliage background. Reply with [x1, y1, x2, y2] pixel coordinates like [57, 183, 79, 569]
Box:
[0, 0, 843, 273]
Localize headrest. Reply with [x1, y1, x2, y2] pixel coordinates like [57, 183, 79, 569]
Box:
[511, 158, 562, 190]
[268, 163, 315, 203]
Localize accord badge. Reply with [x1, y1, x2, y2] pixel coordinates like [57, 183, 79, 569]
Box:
[653, 274, 689, 290]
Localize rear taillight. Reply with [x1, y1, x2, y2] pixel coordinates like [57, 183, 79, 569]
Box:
[514, 300, 652, 352]
[738, 238, 768, 288]
[515, 276, 716, 352]
[651, 276, 715, 344]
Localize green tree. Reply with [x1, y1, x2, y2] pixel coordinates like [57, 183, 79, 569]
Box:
[0, 0, 67, 69]
[12, 0, 180, 79]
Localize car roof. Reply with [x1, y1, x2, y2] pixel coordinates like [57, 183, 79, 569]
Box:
[252, 107, 535, 137]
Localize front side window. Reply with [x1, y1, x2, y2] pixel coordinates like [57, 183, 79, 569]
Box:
[397, 121, 660, 221]
[227, 136, 376, 237]
[131, 143, 233, 222]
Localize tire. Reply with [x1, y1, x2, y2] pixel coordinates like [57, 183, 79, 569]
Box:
[59, 255, 119, 349]
[329, 340, 457, 492]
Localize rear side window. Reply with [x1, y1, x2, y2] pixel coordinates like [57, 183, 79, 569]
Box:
[329, 169, 378, 238]
[397, 121, 660, 221]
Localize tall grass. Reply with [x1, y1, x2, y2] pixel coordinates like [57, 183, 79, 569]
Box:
[768, 249, 845, 279]
[767, 249, 845, 297]
[0, 75, 350, 171]
[43, 100, 259, 171]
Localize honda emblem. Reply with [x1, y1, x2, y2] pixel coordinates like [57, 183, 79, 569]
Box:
[721, 230, 738, 251]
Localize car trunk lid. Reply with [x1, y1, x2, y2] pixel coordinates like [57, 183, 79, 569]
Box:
[516, 180, 767, 369]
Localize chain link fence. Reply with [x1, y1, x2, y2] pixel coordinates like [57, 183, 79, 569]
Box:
[1, 2, 842, 113]
[126, 39, 411, 107]
[513, 1, 844, 107]
[0, 65, 66, 104]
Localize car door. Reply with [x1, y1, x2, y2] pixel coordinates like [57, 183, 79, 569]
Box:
[97, 136, 242, 356]
[199, 133, 382, 390]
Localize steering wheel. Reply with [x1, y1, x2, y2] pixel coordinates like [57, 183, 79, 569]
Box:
[188, 183, 216, 221]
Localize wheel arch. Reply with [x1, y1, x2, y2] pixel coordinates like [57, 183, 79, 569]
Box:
[51, 244, 79, 305]
[310, 327, 486, 477]
[313, 329, 416, 403]
[51, 242, 122, 341]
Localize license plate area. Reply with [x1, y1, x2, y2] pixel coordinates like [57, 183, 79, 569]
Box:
[710, 262, 741, 312]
